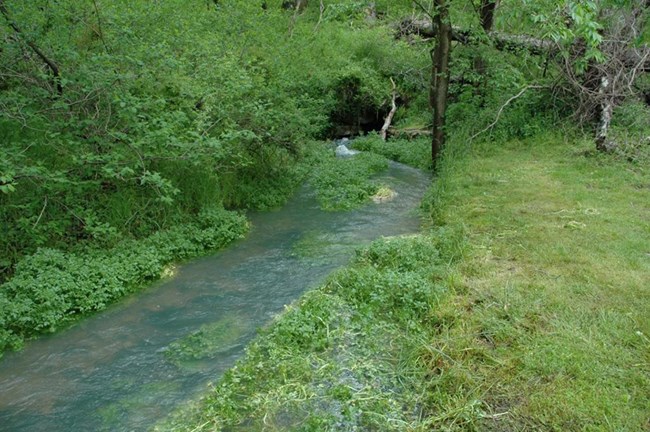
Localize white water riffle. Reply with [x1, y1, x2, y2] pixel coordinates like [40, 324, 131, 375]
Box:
[335, 144, 360, 157]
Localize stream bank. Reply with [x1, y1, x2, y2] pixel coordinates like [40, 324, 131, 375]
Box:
[0, 154, 430, 431]
[158, 230, 465, 431]
[159, 132, 650, 431]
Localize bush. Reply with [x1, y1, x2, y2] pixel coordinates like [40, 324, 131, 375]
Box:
[309, 151, 389, 210]
[351, 132, 433, 169]
[0, 208, 248, 355]
[610, 101, 650, 167]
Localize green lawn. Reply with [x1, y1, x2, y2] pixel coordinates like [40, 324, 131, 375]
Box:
[425, 134, 650, 430]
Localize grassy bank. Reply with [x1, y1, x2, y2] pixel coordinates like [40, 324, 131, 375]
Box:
[0, 141, 394, 355]
[159, 133, 649, 431]
[0, 208, 250, 353]
[420, 134, 650, 430]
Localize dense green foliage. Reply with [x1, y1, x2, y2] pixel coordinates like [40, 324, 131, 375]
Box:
[351, 133, 432, 170]
[610, 100, 650, 166]
[158, 233, 465, 431]
[0, 0, 424, 271]
[0, 0, 426, 353]
[0, 208, 248, 352]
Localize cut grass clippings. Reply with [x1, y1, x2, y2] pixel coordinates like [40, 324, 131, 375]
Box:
[422, 133, 650, 430]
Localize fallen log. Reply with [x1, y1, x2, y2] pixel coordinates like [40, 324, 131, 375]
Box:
[398, 17, 650, 70]
[396, 18, 554, 56]
[388, 127, 432, 139]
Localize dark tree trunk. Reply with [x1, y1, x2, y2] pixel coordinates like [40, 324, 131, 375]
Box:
[0, 0, 63, 95]
[430, 0, 452, 167]
[475, 1, 499, 87]
[283, 0, 308, 10]
[479, 0, 499, 32]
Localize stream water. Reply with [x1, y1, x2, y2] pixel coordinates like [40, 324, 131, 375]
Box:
[0, 159, 430, 431]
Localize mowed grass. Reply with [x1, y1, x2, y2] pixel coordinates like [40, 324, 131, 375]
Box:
[424, 134, 650, 430]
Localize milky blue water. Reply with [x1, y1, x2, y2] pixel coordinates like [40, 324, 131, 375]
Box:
[0, 161, 430, 431]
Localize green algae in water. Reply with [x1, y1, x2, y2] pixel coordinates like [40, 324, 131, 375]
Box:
[291, 231, 358, 263]
[310, 152, 389, 211]
[164, 314, 250, 368]
[98, 381, 182, 431]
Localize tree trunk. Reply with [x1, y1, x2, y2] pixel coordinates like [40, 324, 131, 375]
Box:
[595, 76, 616, 152]
[283, 0, 308, 10]
[475, 1, 499, 87]
[380, 78, 397, 141]
[430, 0, 452, 167]
[479, 0, 499, 32]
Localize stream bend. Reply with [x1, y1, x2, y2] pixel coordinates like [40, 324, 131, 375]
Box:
[0, 161, 430, 432]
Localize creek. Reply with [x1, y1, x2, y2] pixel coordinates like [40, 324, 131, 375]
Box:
[0, 159, 430, 431]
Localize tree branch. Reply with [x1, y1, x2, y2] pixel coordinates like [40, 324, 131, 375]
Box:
[412, 0, 435, 21]
[0, 0, 63, 94]
[91, 0, 111, 53]
[380, 78, 398, 141]
[470, 85, 545, 141]
[313, 0, 324, 32]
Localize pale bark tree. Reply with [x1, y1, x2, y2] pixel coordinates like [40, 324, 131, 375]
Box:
[404, 0, 649, 155]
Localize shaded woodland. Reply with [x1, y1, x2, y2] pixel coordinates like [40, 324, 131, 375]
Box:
[1, 0, 648, 354]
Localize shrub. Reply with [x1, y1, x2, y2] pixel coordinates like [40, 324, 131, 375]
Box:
[0, 208, 248, 355]
[309, 151, 389, 210]
[610, 100, 650, 167]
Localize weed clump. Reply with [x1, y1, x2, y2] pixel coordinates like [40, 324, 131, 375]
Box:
[309, 151, 389, 211]
[157, 231, 462, 431]
[165, 315, 251, 368]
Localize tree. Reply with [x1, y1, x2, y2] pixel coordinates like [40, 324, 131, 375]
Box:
[405, 0, 649, 158]
[430, 0, 452, 166]
[282, 0, 308, 10]
[548, 1, 650, 151]
[479, 0, 499, 32]
[414, 0, 452, 168]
